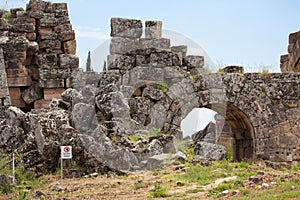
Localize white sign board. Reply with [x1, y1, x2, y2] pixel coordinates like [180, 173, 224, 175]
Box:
[61, 146, 72, 159]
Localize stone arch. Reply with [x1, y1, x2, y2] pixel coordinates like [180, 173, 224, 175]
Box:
[204, 103, 255, 161]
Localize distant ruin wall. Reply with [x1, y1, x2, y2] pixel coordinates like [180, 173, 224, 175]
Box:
[280, 30, 300, 73]
[0, 0, 78, 111]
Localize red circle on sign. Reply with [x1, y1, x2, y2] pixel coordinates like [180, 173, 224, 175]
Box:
[64, 147, 70, 152]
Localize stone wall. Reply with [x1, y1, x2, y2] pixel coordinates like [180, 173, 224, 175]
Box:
[0, 0, 78, 111]
[0, 48, 10, 119]
[95, 17, 300, 163]
[280, 30, 300, 72]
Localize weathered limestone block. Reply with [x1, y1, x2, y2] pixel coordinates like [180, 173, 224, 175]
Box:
[43, 88, 65, 100]
[52, 3, 68, 17]
[39, 79, 64, 88]
[107, 54, 136, 70]
[111, 18, 142, 38]
[59, 54, 79, 68]
[39, 68, 71, 79]
[5, 37, 28, 64]
[6, 65, 28, 78]
[223, 65, 244, 73]
[12, 16, 35, 33]
[39, 39, 61, 50]
[39, 13, 57, 27]
[58, 30, 75, 42]
[145, 20, 162, 39]
[37, 53, 58, 67]
[11, 98, 26, 107]
[34, 99, 51, 109]
[72, 103, 98, 132]
[12, 24, 34, 33]
[122, 66, 164, 86]
[194, 142, 226, 161]
[26, 0, 49, 12]
[288, 49, 300, 72]
[56, 16, 70, 25]
[150, 52, 177, 66]
[183, 55, 204, 69]
[129, 97, 151, 115]
[171, 45, 187, 60]
[109, 37, 139, 55]
[0, 19, 10, 31]
[10, 8, 24, 18]
[26, 32, 36, 41]
[63, 40, 76, 54]
[27, 41, 39, 55]
[21, 86, 38, 104]
[9, 88, 21, 99]
[143, 87, 164, 101]
[27, 10, 44, 19]
[7, 76, 32, 87]
[38, 32, 57, 40]
[54, 24, 73, 32]
[38, 27, 52, 35]
[138, 38, 171, 53]
[289, 31, 300, 44]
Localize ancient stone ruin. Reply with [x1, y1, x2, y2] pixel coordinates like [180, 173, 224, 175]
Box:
[0, 0, 299, 175]
[0, 0, 78, 115]
[280, 30, 300, 72]
[97, 17, 300, 163]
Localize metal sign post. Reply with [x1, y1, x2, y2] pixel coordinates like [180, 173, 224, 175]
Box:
[61, 146, 72, 179]
[12, 153, 15, 180]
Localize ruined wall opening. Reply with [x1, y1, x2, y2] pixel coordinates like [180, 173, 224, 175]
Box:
[206, 103, 255, 161]
[181, 103, 255, 161]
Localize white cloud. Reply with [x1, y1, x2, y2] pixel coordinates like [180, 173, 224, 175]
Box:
[74, 26, 110, 41]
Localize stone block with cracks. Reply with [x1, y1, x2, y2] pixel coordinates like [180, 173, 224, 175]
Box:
[183, 55, 204, 69]
[59, 54, 79, 69]
[111, 18, 142, 39]
[107, 54, 136, 70]
[145, 20, 162, 39]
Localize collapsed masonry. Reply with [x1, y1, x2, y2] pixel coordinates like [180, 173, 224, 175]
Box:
[280, 30, 300, 72]
[0, 0, 78, 116]
[96, 17, 300, 164]
[0, 0, 299, 174]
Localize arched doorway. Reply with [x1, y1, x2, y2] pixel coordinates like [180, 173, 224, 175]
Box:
[206, 103, 255, 161]
[181, 103, 255, 161]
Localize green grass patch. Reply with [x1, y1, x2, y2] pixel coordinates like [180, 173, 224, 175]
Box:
[209, 179, 244, 197]
[153, 82, 168, 93]
[126, 135, 142, 143]
[149, 184, 168, 198]
[185, 188, 204, 194]
[292, 161, 300, 171]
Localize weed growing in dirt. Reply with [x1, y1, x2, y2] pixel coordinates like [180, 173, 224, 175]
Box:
[149, 184, 168, 198]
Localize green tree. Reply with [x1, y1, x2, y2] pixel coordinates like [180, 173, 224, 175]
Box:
[86, 51, 92, 72]
[103, 60, 107, 72]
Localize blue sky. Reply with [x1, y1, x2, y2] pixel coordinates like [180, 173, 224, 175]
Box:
[3, 0, 300, 72]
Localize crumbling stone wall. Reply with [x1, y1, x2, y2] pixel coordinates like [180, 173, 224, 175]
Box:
[280, 30, 300, 72]
[95, 17, 300, 163]
[0, 49, 10, 118]
[0, 0, 78, 111]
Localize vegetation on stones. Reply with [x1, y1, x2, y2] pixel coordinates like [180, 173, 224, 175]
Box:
[261, 68, 269, 79]
[204, 66, 212, 74]
[153, 82, 168, 93]
[218, 68, 225, 73]
[49, 65, 58, 70]
[283, 103, 291, 109]
[0, 153, 39, 196]
[3, 11, 13, 24]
